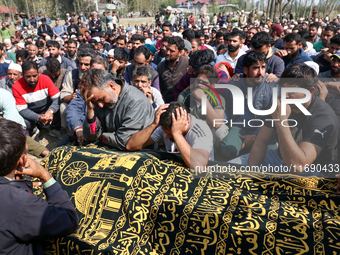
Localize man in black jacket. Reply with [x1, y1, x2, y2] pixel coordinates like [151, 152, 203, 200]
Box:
[0, 118, 78, 254]
[37, 18, 53, 38]
[89, 12, 102, 37]
[67, 18, 80, 38]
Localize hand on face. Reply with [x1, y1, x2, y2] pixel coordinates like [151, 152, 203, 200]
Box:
[171, 107, 189, 136]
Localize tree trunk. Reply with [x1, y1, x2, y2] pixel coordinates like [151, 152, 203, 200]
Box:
[317, 0, 322, 19]
[32, 0, 36, 17]
[289, 1, 293, 15]
[297, 0, 302, 20]
[25, 0, 30, 17]
[308, 0, 314, 19]
[279, 0, 282, 22]
[302, 0, 308, 19]
[266, 0, 271, 16]
[329, 0, 337, 17]
[273, 0, 277, 20]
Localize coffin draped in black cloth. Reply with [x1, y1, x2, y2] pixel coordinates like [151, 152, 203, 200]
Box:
[36, 144, 340, 255]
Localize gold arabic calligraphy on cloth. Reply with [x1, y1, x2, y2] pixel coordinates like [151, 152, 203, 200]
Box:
[38, 145, 340, 255]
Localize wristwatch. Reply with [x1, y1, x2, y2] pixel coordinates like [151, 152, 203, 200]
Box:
[48, 109, 54, 114]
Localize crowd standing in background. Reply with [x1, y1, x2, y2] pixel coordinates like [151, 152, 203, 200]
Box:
[2, 6, 340, 252]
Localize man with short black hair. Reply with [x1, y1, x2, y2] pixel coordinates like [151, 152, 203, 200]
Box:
[275, 33, 312, 68]
[37, 18, 53, 38]
[129, 34, 145, 61]
[125, 102, 214, 168]
[157, 36, 189, 103]
[65, 39, 77, 62]
[132, 66, 164, 110]
[220, 51, 279, 160]
[16, 50, 30, 66]
[39, 57, 67, 91]
[314, 26, 337, 51]
[125, 45, 160, 91]
[82, 69, 154, 150]
[216, 30, 246, 69]
[155, 22, 172, 50]
[230, 63, 338, 173]
[235, 31, 285, 79]
[39, 40, 76, 70]
[67, 18, 80, 38]
[0, 118, 78, 254]
[109, 47, 129, 79]
[315, 34, 340, 73]
[308, 23, 320, 43]
[12, 60, 61, 134]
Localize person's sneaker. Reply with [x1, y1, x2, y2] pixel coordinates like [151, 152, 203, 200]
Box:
[57, 135, 74, 146]
[49, 129, 64, 139]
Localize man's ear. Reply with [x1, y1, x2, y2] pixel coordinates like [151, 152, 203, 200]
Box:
[108, 81, 117, 90]
[243, 66, 248, 76]
[309, 86, 316, 96]
[15, 154, 27, 170]
[298, 42, 302, 49]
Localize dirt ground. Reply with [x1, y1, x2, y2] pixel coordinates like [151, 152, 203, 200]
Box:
[28, 129, 61, 163]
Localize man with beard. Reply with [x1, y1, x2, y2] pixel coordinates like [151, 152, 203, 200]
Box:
[269, 24, 284, 50]
[125, 46, 160, 91]
[275, 33, 312, 68]
[39, 40, 76, 71]
[319, 50, 340, 95]
[216, 30, 246, 70]
[104, 35, 127, 56]
[155, 22, 172, 50]
[37, 18, 53, 39]
[89, 12, 102, 38]
[245, 27, 258, 49]
[0, 63, 21, 92]
[313, 26, 337, 52]
[157, 36, 189, 103]
[153, 36, 170, 65]
[234, 31, 285, 79]
[129, 34, 145, 62]
[67, 19, 80, 38]
[12, 60, 61, 133]
[219, 51, 278, 161]
[64, 39, 77, 62]
[82, 68, 154, 150]
[308, 23, 320, 43]
[230, 63, 338, 175]
[39, 58, 67, 91]
[315, 34, 340, 73]
[164, 6, 175, 24]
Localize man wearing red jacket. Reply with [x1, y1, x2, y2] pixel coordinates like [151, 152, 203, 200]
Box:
[12, 60, 61, 134]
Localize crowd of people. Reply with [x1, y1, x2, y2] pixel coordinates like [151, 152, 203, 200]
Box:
[1, 6, 340, 253]
[0, 8, 339, 170]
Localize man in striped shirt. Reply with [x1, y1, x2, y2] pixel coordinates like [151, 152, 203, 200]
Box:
[12, 60, 60, 133]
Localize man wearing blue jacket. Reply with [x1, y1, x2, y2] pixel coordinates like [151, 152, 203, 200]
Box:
[219, 51, 278, 161]
[0, 118, 78, 254]
[234, 31, 285, 80]
[274, 33, 312, 68]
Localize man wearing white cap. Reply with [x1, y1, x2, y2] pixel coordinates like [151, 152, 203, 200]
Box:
[0, 62, 21, 92]
[0, 42, 13, 64]
[239, 10, 247, 28]
[107, 49, 115, 64]
[164, 6, 175, 23]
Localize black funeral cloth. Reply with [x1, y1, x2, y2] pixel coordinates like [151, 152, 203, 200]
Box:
[37, 145, 340, 254]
